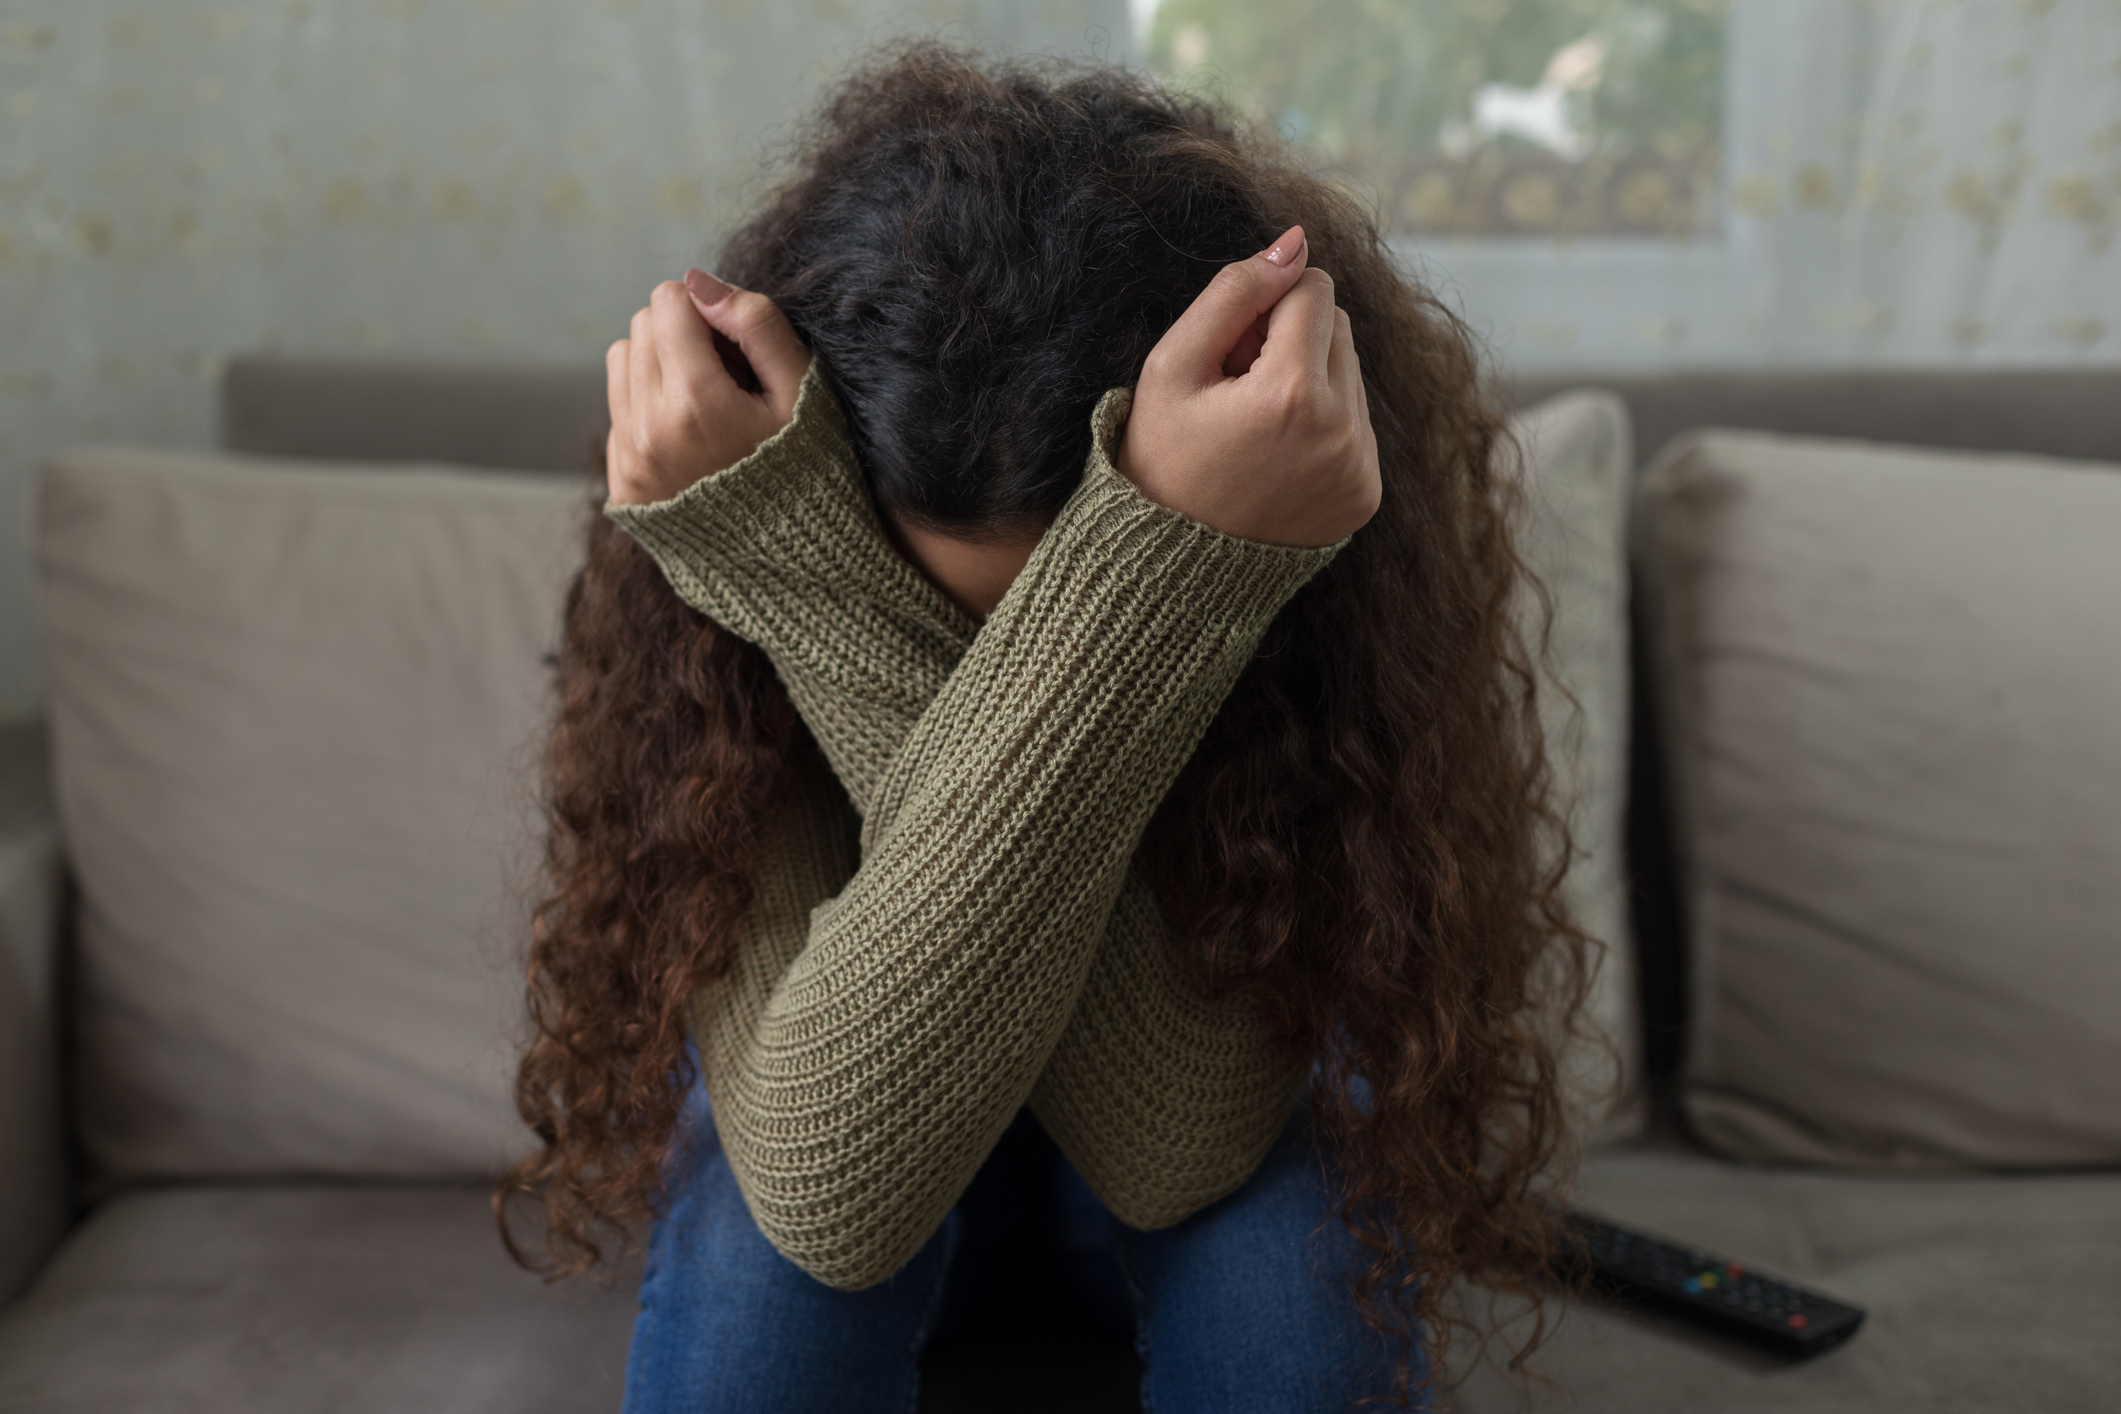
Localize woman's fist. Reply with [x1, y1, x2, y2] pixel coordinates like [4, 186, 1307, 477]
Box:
[604, 271, 811, 506]
[1116, 226, 1381, 549]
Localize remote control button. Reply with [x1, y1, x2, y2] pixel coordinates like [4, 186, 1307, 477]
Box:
[1787, 1314, 1809, 1330]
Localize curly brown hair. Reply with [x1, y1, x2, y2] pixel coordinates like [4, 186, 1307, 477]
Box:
[500, 42, 1592, 1405]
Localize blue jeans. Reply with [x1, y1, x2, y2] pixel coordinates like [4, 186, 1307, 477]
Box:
[622, 1079, 1421, 1413]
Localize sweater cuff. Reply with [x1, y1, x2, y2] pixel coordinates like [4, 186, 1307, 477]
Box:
[602, 362, 945, 625]
[1050, 384, 1347, 636]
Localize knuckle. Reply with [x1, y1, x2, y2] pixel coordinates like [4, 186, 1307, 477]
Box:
[1311, 411, 1351, 460]
[668, 379, 710, 424]
[1139, 341, 1177, 386]
[1337, 418, 1365, 464]
[1266, 373, 1310, 423]
[1212, 261, 1262, 300]
[729, 291, 777, 331]
[1311, 402, 1355, 455]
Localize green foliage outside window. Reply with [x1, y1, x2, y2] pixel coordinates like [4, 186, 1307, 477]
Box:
[1140, 0, 1728, 238]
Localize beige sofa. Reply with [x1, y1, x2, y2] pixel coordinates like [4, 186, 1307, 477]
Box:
[0, 360, 2115, 1413]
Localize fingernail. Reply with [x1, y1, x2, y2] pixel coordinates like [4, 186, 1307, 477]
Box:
[1261, 225, 1305, 267]
[684, 268, 736, 306]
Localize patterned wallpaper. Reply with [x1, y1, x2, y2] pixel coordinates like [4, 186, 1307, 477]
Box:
[0, 0, 1129, 714]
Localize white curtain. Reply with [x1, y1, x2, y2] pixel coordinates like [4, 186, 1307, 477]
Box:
[0, 0, 2112, 710]
[1432, 0, 2121, 372]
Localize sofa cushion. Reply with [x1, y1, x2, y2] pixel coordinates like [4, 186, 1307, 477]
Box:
[1635, 432, 2121, 1167]
[1508, 392, 1639, 1143]
[38, 449, 588, 1182]
[0, 1186, 637, 1413]
[1450, 1136, 2121, 1411]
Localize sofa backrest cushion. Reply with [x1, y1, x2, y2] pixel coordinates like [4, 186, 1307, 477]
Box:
[37, 402, 1643, 1183]
[1509, 392, 1640, 1144]
[39, 448, 587, 1183]
[1508, 368, 2121, 469]
[1637, 431, 2121, 1168]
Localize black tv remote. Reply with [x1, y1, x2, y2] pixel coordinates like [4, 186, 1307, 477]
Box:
[1561, 1211, 1866, 1358]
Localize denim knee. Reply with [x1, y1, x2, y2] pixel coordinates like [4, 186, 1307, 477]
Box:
[622, 1116, 957, 1414]
[1113, 1107, 1419, 1414]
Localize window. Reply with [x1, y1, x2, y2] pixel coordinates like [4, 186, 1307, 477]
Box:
[1134, 0, 1728, 240]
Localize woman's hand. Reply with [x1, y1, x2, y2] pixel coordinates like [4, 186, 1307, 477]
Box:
[1116, 225, 1381, 549]
[604, 271, 812, 506]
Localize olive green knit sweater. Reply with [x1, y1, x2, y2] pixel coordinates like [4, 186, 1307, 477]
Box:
[608, 363, 1339, 1290]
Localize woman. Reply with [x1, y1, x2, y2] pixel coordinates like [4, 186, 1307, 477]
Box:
[503, 43, 1587, 1413]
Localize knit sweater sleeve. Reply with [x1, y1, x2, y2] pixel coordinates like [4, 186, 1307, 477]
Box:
[607, 368, 1329, 1284]
[845, 388, 1313, 1228]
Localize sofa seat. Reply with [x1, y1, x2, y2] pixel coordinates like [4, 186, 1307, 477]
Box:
[0, 1186, 639, 1413]
[1455, 1136, 2121, 1412]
